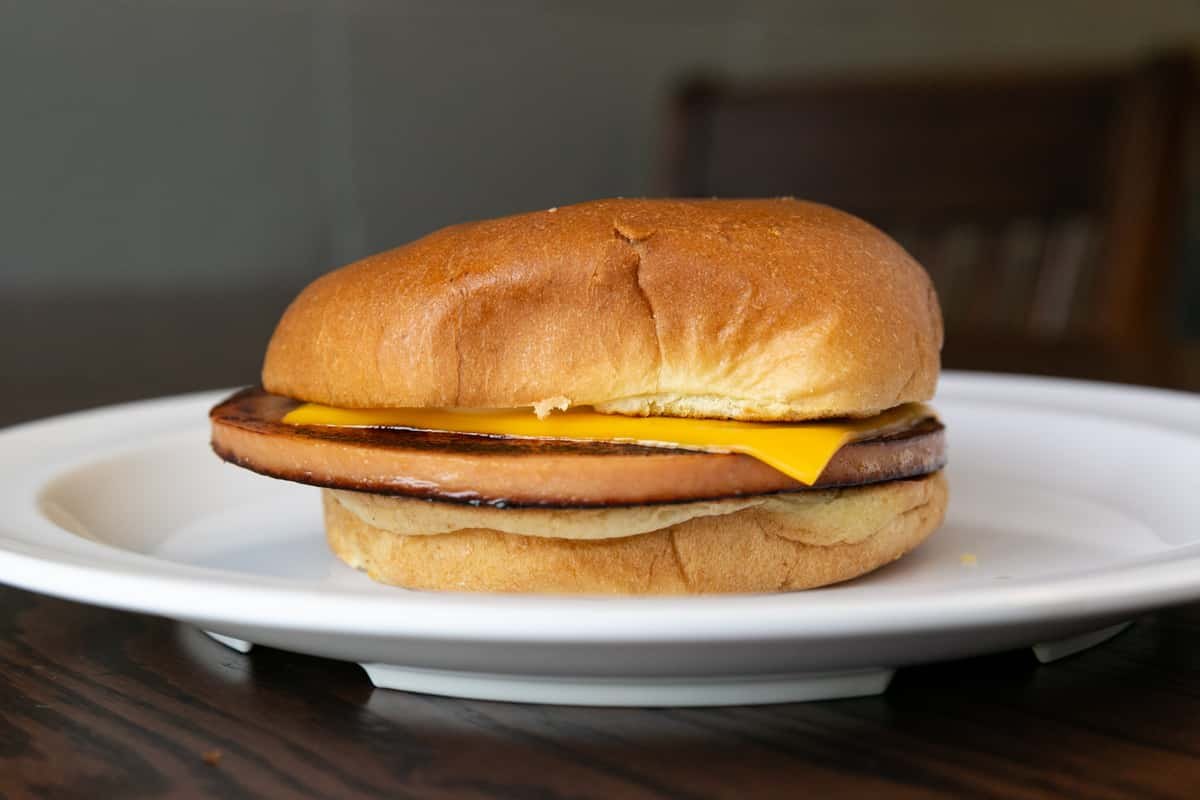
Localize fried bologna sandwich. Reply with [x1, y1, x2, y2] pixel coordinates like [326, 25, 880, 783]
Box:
[210, 198, 947, 594]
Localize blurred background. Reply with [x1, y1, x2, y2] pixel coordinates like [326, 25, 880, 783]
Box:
[2, 0, 1199, 425]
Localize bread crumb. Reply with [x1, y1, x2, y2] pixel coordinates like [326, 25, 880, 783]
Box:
[960, 553, 978, 566]
[532, 396, 570, 419]
[202, 749, 222, 766]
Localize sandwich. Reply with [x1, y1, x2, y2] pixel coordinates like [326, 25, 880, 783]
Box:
[210, 198, 947, 594]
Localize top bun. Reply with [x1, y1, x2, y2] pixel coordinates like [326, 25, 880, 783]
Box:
[263, 198, 942, 420]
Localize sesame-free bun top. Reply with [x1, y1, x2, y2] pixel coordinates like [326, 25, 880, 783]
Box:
[263, 198, 943, 420]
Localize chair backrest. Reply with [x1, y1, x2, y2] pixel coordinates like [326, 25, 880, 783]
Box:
[661, 52, 1196, 383]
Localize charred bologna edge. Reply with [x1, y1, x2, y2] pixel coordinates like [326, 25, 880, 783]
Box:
[210, 387, 946, 508]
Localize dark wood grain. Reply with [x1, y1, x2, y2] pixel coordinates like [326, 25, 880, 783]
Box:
[2, 585, 1200, 798]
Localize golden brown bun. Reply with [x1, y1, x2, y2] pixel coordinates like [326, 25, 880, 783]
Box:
[322, 473, 947, 594]
[264, 198, 942, 420]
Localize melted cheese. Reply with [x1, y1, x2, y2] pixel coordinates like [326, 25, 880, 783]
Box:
[282, 402, 931, 486]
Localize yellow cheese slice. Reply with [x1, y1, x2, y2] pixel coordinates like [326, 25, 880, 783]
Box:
[282, 402, 932, 486]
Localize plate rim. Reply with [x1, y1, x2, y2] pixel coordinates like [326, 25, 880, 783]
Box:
[2, 371, 1200, 644]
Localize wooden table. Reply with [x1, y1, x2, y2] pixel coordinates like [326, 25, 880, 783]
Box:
[2, 586, 1199, 798]
[3, 293, 1200, 797]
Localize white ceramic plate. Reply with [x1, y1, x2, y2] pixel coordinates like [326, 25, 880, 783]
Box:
[2, 372, 1200, 706]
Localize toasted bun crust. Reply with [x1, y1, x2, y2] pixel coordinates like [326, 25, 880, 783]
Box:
[264, 198, 942, 420]
[322, 473, 947, 594]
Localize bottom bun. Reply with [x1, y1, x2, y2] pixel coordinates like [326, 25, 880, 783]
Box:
[322, 472, 947, 595]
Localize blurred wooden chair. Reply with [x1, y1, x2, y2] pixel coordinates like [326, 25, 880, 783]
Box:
[661, 52, 1197, 386]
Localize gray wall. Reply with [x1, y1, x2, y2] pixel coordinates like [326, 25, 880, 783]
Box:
[3, 1, 1198, 296]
